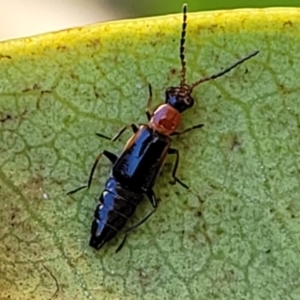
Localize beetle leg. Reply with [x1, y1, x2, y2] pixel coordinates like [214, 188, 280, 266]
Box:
[96, 123, 138, 141]
[146, 84, 153, 121]
[145, 188, 158, 208]
[167, 148, 189, 189]
[66, 150, 117, 195]
[170, 123, 204, 136]
[115, 209, 156, 253]
[74, 123, 138, 195]
[115, 234, 128, 253]
[115, 189, 158, 253]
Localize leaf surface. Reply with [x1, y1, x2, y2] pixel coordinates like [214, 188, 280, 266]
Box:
[1, 8, 300, 300]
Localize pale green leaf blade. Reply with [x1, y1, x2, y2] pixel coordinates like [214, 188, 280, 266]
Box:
[0, 8, 300, 300]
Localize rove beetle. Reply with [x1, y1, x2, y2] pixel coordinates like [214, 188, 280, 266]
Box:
[67, 4, 259, 252]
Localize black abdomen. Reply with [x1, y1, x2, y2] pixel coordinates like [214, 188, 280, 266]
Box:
[89, 177, 143, 250]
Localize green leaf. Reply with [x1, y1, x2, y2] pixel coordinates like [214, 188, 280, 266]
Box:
[1, 8, 300, 299]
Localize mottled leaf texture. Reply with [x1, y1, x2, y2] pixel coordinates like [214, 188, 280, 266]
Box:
[1, 8, 300, 300]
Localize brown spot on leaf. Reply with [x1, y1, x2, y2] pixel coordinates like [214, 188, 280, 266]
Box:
[207, 23, 218, 31]
[188, 234, 197, 241]
[278, 84, 292, 95]
[0, 114, 12, 123]
[170, 68, 177, 75]
[0, 110, 27, 123]
[57, 45, 67, 51]
[9, 205, 21, 227]
[0, 54, 12, 59]
[22, 84, 41, 92]
[87, 38, 101, 48]
[21, 174, 44, 203]
[283, 20, 293, 27]
[196, 211, 202, 217]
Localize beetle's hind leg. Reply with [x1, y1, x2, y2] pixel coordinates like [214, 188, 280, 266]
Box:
[66, 150, 117, 195]
[115, 189, 158, 253]
[115, 207, 156, 253]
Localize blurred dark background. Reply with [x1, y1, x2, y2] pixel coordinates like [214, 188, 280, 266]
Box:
[0, 0, 299, 41]
[110, 0, 300, 17]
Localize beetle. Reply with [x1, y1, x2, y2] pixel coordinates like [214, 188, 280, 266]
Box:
[67, 4, 259, 251]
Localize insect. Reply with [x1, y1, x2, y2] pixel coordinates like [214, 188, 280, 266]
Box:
[67, 4, 259, 252]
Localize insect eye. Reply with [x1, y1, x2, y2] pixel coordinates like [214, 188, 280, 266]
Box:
[185, 97, 194, 107]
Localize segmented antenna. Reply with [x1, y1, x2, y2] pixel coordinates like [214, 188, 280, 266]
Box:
[190, 50, 259, 91]
[180, 4, 188, 87]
